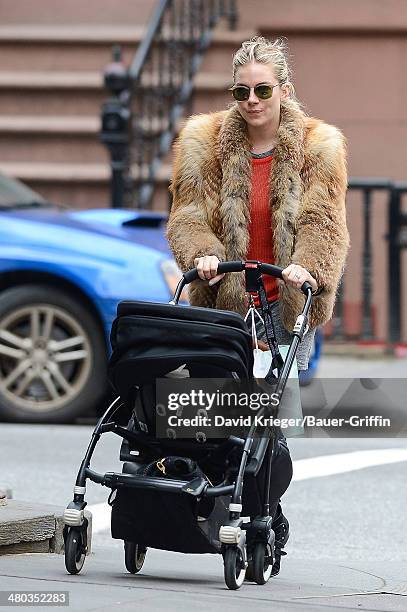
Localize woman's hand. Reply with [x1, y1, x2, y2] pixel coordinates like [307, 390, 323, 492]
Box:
[194, 255, 225, 286]
[253, 338, 270, 351]
[282, 263, 318, 292]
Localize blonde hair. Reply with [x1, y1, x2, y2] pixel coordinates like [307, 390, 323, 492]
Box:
[232, 36, 303, 109]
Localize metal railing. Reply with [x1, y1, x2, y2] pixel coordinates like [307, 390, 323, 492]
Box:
[327, 178, 406, 344]
[101, 0, 237, 209]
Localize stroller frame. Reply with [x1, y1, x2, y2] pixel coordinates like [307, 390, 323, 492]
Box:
[63, 260, 313, 590]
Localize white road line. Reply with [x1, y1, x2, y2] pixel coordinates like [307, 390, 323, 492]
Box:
[88, 448, 407, 534]
[292, 447, 407, 481]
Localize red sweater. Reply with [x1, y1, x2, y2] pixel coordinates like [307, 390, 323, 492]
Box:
[246, 153, 279, 303]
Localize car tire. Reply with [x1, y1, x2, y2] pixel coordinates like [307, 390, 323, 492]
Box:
[0, 285, 107, 423]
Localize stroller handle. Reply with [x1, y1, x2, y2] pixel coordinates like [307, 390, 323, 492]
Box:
[173, 260, 312, 303]
[183, 260, 285, 283]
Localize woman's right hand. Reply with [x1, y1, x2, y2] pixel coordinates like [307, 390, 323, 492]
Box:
[194, 255, 225, 286]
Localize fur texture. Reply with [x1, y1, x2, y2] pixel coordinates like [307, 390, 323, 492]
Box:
[167, 99, 349, 330]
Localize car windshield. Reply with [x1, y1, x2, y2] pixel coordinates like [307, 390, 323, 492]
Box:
[0, 173, 50, 209]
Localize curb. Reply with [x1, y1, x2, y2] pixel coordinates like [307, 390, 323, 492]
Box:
[0, 485, 12, 506]
[0, 500, 92, 556]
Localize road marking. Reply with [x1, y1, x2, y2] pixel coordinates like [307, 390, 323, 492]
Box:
[292, 447, 407, 481]
[88, 448, 407, 533]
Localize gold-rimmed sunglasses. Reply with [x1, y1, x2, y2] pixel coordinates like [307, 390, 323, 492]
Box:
[229, 83, 280, 102]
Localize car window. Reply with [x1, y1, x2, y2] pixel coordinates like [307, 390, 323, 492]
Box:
[0, 173, 47, 208]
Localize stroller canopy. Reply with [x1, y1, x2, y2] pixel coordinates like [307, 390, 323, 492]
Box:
[109, 301, 254, 398]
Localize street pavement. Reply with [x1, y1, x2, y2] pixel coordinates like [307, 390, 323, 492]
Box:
[0, 356, 406, 610]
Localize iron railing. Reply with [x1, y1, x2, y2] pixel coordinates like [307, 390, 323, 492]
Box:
[101, 0, 237, 209]
[327, 178, 406, 344]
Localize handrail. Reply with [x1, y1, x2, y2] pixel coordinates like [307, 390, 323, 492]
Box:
[129, 0, 169, 79]
[101, 0, 238, 209]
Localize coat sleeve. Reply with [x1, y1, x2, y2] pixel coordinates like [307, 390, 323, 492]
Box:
[166, 118, 226, 272]
[291, 124, 350, 305]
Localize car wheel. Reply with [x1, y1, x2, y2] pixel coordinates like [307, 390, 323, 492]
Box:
[0, 285, 107, 423]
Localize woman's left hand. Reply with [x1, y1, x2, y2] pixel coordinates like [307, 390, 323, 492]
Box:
[282, 263, 318, 292]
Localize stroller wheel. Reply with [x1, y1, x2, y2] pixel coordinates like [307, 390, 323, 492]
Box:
[64, 528, 86, 575]
[224, 546, 246, 590]
[252, 543, 273, 585]
[124, 541, 146, 574]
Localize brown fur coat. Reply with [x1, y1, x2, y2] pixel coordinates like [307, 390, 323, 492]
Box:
[167, 99, 349, 330]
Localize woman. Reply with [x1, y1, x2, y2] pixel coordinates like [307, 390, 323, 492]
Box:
[167, 36, 349, 574]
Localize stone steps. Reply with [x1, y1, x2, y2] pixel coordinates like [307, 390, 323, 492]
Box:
[0, 25, 142, 71]
[0, 60, 234, 208]
[0, 115, 105, 164]
[0, 12, 254, 210]
[1, 0, 157, 26]
[0, 25, 251, 72]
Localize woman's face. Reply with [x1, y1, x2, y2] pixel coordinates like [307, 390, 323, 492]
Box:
[233, 61, 289, 129]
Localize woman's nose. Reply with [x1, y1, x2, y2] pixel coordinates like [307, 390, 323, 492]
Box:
[248, 88, 259, 103]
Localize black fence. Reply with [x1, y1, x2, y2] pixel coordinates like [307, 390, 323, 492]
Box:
[328, 179, 406, 345]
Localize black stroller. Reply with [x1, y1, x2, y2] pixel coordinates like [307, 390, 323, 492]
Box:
[63, 260, 313, 590]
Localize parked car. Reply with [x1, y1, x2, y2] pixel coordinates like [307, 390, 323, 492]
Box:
[0, 173, 184, 423]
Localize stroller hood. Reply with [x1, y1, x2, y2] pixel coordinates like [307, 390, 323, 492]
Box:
[109, 301, 254, 398]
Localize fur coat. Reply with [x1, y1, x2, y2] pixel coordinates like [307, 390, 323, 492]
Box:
[167, 98, 349, 330]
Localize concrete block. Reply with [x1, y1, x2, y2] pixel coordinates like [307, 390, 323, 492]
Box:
[0, 500, 92, 556]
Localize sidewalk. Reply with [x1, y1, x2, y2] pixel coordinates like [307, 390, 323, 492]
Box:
[0, 544, 406, 611]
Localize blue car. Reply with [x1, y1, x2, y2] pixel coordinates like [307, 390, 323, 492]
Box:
[0, 173, 182, 423]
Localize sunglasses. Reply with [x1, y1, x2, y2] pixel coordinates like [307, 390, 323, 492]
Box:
[229, 83, 279, 102]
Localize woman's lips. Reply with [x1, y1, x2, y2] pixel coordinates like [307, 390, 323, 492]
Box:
[247, 110, 263, 114]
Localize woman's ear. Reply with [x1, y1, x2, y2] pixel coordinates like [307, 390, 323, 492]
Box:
[280, 83, 291, 100]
